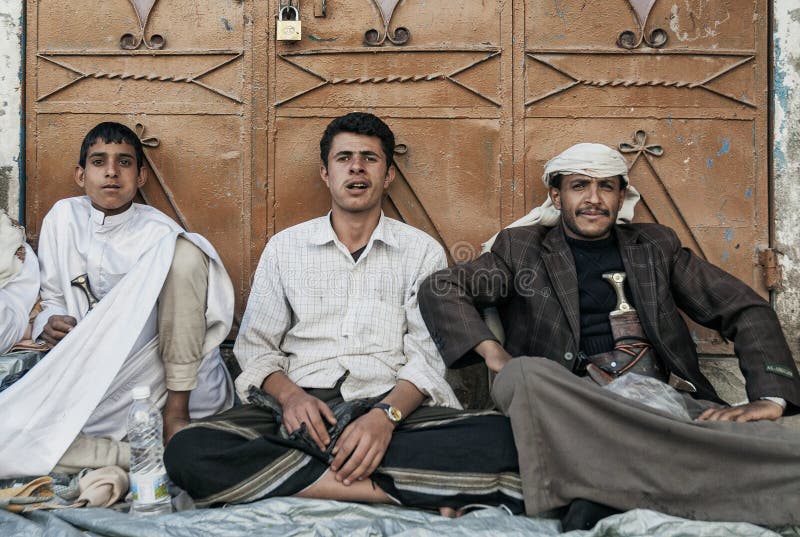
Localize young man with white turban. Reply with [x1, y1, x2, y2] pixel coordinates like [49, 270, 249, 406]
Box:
[419, 143, 800, 528]
[0, 210, 38, 355]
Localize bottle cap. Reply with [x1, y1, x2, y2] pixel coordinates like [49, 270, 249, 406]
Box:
[131, 386, 151, 400]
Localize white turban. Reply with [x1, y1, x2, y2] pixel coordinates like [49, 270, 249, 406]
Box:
[482, 143, 641, 252]
[0, 209, 25, 289]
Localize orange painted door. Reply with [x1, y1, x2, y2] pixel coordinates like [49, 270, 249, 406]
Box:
[27, 0, 768, 352]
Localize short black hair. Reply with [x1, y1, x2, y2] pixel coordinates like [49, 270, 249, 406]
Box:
[549, 173, 627, 190]
[319, 112, 395, 168]
[79, 122, 145, 170]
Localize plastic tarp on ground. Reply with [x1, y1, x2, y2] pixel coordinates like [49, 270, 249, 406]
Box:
[2, 498, 799, 537]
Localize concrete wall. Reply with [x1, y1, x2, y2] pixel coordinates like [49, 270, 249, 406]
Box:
[774, 0, 800, 360]
[0, 0, 22, 220]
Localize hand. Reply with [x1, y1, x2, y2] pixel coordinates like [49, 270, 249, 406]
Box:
[330, 409, 394, 485]
[40, 315, 77, 345]
[474, 340, 512, 373]
[485, 353, 512, 373]
[281, 390, 337, 451]
[697, 400, 784, 423]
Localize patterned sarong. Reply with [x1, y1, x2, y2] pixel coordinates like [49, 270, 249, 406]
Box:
[165, 385, 524, 513]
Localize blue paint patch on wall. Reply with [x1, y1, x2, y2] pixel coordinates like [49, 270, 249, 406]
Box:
[554, 0, 566, 23]
[221, 18, 233, 31]
[745, 187, 752, 199]
[724, 228, 735, 242]
[717, 138, 731, 156]
[706, 158, 713, 169]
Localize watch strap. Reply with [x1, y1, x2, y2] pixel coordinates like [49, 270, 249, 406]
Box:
[373, 402, 402, 424]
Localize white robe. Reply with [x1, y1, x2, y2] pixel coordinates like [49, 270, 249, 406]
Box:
[0, 243, 39, 354]
[0, 197, 234, 478]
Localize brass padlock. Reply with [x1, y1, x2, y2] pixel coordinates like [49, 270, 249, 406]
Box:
[277, 6, 302, 41]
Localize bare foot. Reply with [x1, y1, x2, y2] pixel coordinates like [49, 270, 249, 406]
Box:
[438, 507, 463, 518]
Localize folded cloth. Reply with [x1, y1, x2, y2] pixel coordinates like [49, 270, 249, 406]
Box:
[76, 466, 129, 508]
[247, 386, 379, 464]
[53, 434, 130, 474]
[0, 210, 24, 289]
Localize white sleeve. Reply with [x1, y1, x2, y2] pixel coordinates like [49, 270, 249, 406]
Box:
[0, 244, 39, 353]
[396, 241, 462, 409]
[761, 397, 787, 409]
[32, 213, 69, 339]
[232, 239, 293, 400]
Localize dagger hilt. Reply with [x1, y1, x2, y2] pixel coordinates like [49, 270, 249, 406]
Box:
[602, 271, 635, 316]
[70, 273, 99, 311]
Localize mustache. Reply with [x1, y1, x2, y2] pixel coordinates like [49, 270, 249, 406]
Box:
[576, 206, 610, 216]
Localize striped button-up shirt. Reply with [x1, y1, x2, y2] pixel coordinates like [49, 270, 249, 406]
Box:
[234, 213, 461, 409]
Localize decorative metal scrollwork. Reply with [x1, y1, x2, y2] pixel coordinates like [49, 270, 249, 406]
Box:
[121, 0, 166, 50]
[617, 0, 667, 50]
[365, 0, 410, 46]
[135, 123, 160, 149]
[618, 130, 706, 260]
[133, 123, 190, 230]
[618, 130, 663, 158]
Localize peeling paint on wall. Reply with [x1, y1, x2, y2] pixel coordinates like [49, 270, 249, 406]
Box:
[0, 1, 22, 218]
[669, 1, 731, 42]
[774, 1, 800, 360]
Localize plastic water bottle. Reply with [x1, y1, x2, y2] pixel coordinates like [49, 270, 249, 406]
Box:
[127, 386, 172, 515]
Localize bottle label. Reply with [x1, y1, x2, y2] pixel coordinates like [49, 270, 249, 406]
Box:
[130, 471, 169, 504]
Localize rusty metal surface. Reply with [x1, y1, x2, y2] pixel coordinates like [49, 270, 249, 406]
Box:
[26, 1, 768, 356]
[759, 248, 784, 291]
[26, 0, 253, 322]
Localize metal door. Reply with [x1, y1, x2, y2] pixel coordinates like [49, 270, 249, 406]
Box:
[26, 0, 769, 354]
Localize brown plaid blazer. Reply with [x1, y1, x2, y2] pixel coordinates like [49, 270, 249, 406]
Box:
[419, 223, 800, 410]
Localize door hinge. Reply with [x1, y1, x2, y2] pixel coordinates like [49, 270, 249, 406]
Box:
[758, 248, 783, 291]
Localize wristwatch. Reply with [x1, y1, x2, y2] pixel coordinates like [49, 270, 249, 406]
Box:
[373, 402, 403, 426]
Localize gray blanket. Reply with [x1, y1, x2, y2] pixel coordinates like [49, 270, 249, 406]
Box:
[1, 498, 798, 537]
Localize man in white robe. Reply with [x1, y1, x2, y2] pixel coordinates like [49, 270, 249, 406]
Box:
[0, 210, 39, 354]
[0, 122, 233, 478]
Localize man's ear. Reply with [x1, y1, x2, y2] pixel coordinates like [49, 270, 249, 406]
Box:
[549, 186, 561, 210]
[383, 164, 396, 188]
[320, 164, 330, 188]
[618, 186, 627, 211]
[137, 166, 149, 188]
[74, 166, 85, 188]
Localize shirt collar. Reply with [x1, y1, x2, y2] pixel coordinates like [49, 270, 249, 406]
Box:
[309, 211, 399, 250]
[89, 201, 137, 228]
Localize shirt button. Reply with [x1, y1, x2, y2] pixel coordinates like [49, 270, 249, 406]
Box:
[564, 352, 574, 361]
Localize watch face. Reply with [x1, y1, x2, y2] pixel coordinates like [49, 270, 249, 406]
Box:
[388, 406, 402, 422]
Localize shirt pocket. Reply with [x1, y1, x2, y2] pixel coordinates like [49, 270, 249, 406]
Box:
[345, 292, 405, 352]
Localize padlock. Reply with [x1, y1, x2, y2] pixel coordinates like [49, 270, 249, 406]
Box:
[277, 6, 302, 41]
